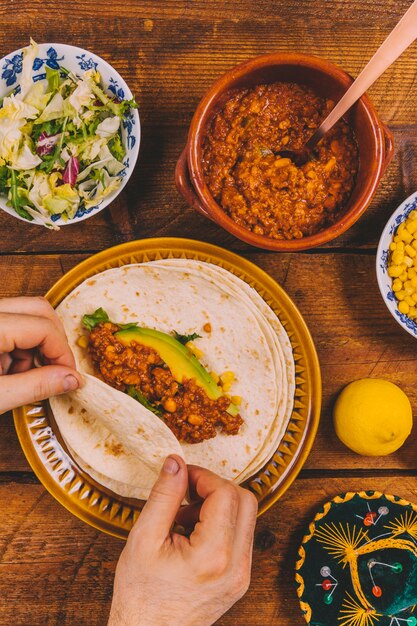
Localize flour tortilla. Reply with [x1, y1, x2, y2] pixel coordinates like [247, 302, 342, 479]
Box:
[56, 373, 183, 473]
[149, 259, 296, 482]
[50, 260, 294, 500]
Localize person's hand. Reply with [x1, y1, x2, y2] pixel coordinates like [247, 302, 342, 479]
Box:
[0, 296, 83, 413]
[108, 456, 258, 626]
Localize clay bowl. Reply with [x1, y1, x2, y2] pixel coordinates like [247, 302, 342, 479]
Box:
[175, 53, 394, 251]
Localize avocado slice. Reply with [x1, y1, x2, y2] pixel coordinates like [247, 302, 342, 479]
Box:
[115, 327, 239, 416]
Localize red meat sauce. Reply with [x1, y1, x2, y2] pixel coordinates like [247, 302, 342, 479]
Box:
[87, 322, 243, 444]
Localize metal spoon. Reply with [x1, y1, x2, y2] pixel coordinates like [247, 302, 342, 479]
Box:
[281, 0, 417, 166]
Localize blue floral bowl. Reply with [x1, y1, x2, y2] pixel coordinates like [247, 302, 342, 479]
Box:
[376, 190, 417, 339]
[0, 42, 140, 227]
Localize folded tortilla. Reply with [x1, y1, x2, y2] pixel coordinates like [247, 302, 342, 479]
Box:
[49, 260, 295, 500]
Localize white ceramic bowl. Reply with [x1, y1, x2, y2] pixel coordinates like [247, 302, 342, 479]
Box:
[376, 190, 417, 339]
[0, 42, 140, 227]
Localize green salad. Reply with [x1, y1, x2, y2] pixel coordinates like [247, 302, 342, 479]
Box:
[0, 40, 137, 229]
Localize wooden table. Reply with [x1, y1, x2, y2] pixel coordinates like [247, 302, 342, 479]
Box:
[0, 1, 416, 624]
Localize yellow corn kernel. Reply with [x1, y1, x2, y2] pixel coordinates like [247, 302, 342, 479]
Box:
[392, 278, 403, 292]
[409, 307, 417, 318]
[404, 256, 414, 268]
[405, 244, 416, 257]
[77, 335, 89, 349]
[388, 265, 403, 278]
[186, 342, 204, 360]
[408, 210, 417, 220]
[400, 271, 408, 281]
[163, 398, 177, 413]
[406, 296, 415, 306]
[398, 301, 410, 314]
[412, 276, 417, 288]
[396, 290, 406, 301]
[220, 371, 235, 385]
[231, 395, 242, 406]
[392, 250, 404, 265]
[412, 240, 417, 251]
[408, 268, 416, 279]
[398, 228, 413, 244]
[188, 414, 203, 426]
[389, 242, 397, 251]
[394, 236, 402, 246]
[406, 220, 417, 234]
[210, 371, 219, 384]
[412, 293, 417, 303]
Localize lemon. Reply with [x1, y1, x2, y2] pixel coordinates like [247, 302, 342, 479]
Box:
[333, 378, 413, 456]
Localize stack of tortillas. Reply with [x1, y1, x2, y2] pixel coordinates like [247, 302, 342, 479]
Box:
[50, 259, 295, 500]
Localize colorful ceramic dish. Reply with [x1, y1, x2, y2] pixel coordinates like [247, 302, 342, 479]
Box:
[0, 41, 140, 228]
[176, 52, 394, 251]
[377, 190, 417, 339]
[13, 238, 321, 539]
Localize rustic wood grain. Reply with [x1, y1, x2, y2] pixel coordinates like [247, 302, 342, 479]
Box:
[0, 477, 416, 625]
[0, 1, 416, 624]
[0, 1, 416, 253]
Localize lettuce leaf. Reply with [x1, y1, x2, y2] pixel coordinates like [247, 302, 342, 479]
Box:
[108, 134, 126, 161]
[82, 308, 110, 330]
[127, 386, 163, 418]
[45, 66, 60, 93]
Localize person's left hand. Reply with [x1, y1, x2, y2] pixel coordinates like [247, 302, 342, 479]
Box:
[0, 296, 82, 413]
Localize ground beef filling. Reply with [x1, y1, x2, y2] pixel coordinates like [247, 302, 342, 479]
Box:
[88, 322, 243, 443]
[202, 82, 359, 240]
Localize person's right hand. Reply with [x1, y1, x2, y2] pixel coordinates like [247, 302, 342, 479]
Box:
[108, 455, 258, 626]
[0, 296, 82, 414]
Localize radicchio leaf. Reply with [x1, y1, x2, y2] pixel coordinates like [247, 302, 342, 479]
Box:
[63, 156, 80, 187]
[36, 132, 60, 156]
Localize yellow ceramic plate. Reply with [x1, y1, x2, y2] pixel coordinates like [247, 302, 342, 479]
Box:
[13, 238, 321, 539]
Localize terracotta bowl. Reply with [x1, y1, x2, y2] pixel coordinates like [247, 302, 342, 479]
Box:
[175, 53, 394, 251]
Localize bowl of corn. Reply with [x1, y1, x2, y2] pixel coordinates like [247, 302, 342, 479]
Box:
[377, 190, 417, 338]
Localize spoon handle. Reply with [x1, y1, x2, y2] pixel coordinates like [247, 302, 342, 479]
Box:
[307, 0, 417, 149]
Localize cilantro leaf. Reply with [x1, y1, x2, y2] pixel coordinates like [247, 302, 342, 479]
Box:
[127, 386, 163, 418]
[173, 331, 202, 345]
[117, 322, 139, 330]
[82, 307, 109, 331]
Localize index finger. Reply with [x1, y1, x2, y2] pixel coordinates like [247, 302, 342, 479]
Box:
[0, 312, 76, 369]
[0, 297, 66, 335]
[187, 465, 240, 551]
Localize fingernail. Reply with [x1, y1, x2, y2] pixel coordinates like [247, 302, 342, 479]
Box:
[64, 374, 80, 392]
[163, 456, 180, 475]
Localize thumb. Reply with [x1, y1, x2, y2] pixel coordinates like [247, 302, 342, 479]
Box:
[0, 365, 83, 413]
[133, 455, 188, 544]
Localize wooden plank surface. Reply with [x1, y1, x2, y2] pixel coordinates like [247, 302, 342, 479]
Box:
[0, 476, 416, 625]
[0, 0, 416, 624]
[0, 1, 416, 253]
